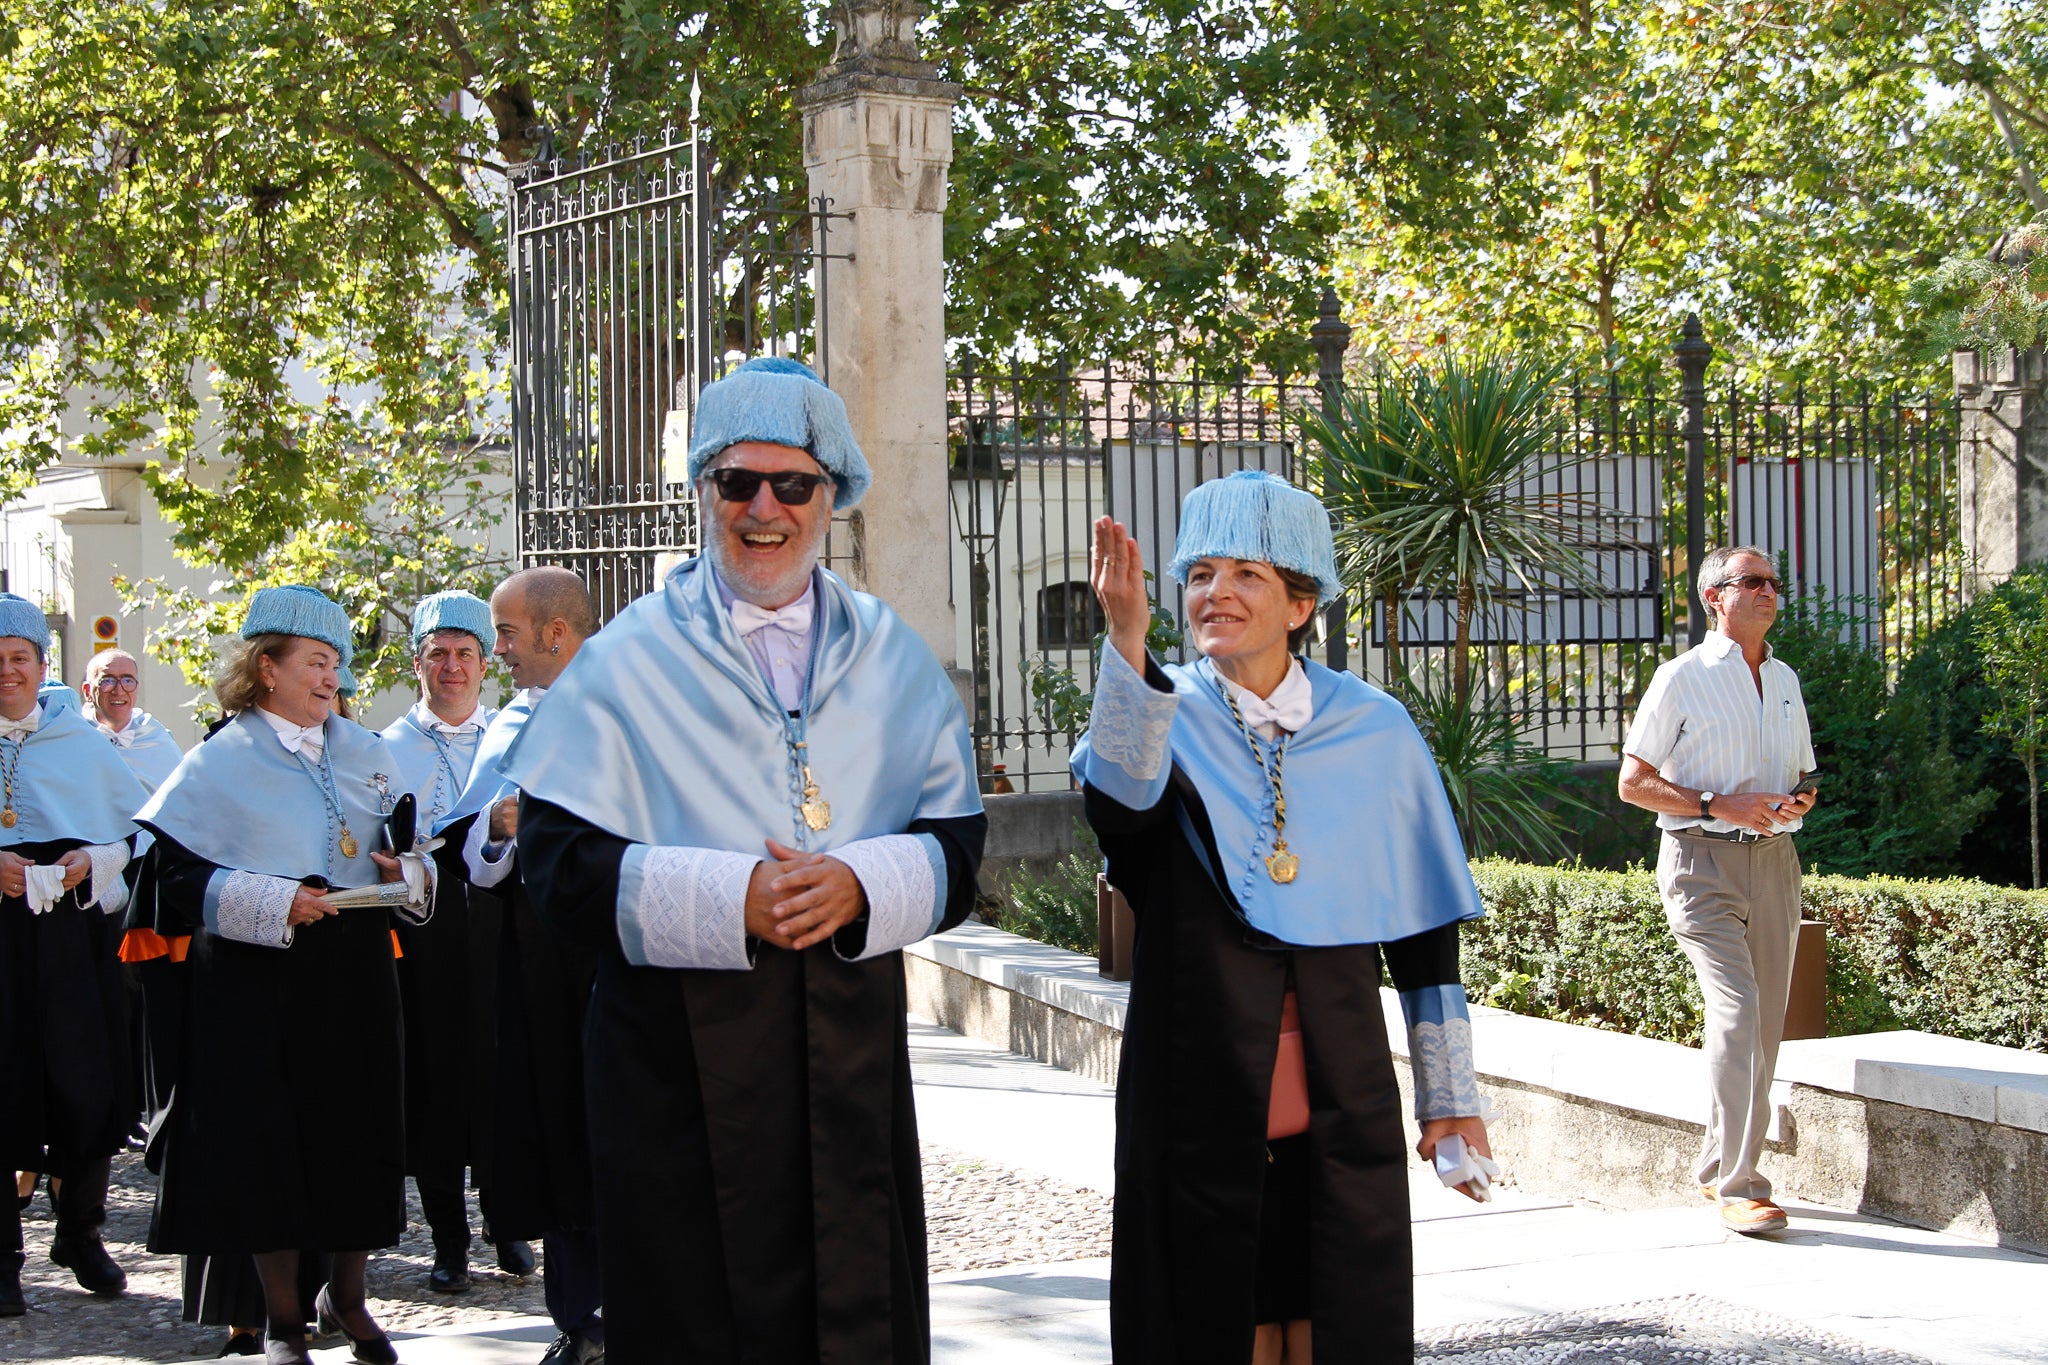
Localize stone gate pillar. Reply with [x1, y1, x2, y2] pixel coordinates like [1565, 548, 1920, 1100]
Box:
[797, 1, 962, 663]
[1956, 342, 2048, 596]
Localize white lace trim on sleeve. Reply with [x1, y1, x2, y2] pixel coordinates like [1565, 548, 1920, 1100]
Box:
[1084, 644, 1177, 781]
[210, 870, 299, 949]
[618, 844, 755, 971]
[831, 833, 941, 961]
[1409, 1015, 1484, 1122]
[84, 841, 129, 913]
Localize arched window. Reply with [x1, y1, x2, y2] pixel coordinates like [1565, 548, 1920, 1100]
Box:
[1037, 580, 1103, 648]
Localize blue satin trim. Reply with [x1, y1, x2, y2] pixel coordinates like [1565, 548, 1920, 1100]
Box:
[500, 559, 982, 855]
[1124, 656, 1481, 947]
[382, 707, 489, 821]
[136, 711, 399, 888]
[433, 692, 537, 835]
[1400, 983, 1471, 1030]
[0, 704, 148, 847]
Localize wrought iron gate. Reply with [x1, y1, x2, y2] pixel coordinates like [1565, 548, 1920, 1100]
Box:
[506, 129, 843, 620]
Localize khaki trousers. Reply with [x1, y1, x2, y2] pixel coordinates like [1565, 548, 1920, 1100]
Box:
[1656, 830, 1802, 1202]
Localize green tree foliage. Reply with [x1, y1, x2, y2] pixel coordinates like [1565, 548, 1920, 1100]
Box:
[115, 312, 513, 710]
[1892, 567, 2048, 888]
[1326, 0, 2048, 378]
[1909, 220, 2048, 358]
[0, 0, 1525, 525]
[1763, 589, 1993, 879]
[1973, 574, 2048, 888]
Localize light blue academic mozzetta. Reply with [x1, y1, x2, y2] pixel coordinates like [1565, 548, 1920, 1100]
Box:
[498, 559, 980, 963]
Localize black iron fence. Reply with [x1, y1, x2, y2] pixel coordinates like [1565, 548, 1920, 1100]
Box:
[506, 127, 848, 619]
[957, 312, 1965, 788]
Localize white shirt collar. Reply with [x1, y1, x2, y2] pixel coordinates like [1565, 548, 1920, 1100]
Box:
[414, 699, 488, 735]
[257, 707, 326, 757]
[1216, 658, 1314, 737]
[1703, 632, 1776, 664]
[0, 705, 40, 739]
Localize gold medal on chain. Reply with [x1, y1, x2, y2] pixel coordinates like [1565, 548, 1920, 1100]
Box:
[0, 734, 23, 829]
[1220, 684, 1299, 884]
[800, 764, 832, 832]
[339, 829, 359, 859]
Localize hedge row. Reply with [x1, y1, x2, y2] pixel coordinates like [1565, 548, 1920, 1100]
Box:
[1463, 859, 2048, 1053]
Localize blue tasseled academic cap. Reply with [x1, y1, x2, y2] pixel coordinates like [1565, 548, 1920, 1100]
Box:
[410, 590, 493, 655]
[0, 593, 49, 650]
[241, 585, 354, 664]
[686, 356, 872, 509]
[1168, 470, 1342, 606]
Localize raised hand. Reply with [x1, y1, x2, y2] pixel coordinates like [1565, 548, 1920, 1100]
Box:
[1091, 516, 1151, 674]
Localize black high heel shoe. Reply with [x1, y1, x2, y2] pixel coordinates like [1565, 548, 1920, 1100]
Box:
[314, 1285, 398, 1365]
[261, 1328, 312, 1365]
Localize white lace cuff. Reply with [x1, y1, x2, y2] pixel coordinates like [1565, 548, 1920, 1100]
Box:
[204, 869, 299, 949]
[617, 844, 755, 971]
[831, 833, 945, 961]
[1072, 643, 1177, 808]
[462, 806, 517, 888]
[1409, 1015, 1483, 1121]
[83, 841, 130, 912]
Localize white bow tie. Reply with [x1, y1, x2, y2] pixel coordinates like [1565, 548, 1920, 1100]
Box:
[1229, 664, 1313, 735]
[1236, 690, 1311, 734]
[432, 719, 480, 737]
[731, 597, 814, 639]
[0, 713, 40, 740]
[276, 723, 325, 758]
[106, 726, 135, 748]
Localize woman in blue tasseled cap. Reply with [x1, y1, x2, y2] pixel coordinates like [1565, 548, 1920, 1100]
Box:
[135, 586, 428, 1365]
[1072, 472, 1495, 1364]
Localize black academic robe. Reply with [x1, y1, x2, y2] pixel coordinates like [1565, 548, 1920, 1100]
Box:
[435, 814, 598, 1241]
[141, 833, 407, 1255]
[0, 836, 132, 1176]
[394, 849, 499, 1186]
[519, 795, 987, 1365]
[1087, 767, 1465, 1364]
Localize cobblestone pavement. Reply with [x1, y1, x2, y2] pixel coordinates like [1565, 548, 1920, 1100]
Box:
[1414, 1295, 1939, 1364]
[3, 1144, 1112, 1362]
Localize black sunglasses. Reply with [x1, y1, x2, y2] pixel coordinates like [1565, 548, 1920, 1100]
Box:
[1716, 573, 1782, 594]
[704, 468, 832, 506]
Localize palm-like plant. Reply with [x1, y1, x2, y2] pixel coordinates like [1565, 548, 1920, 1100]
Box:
[1402, 675, 1596, 862]
[1300, 371, 1440, 686]
[1349, 353, 1603, 703]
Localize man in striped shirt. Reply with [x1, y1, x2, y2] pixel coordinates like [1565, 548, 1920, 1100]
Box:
[1619, 545, 1818, 1236]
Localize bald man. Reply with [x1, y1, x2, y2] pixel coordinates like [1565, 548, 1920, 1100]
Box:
[82, 651, 183, 795]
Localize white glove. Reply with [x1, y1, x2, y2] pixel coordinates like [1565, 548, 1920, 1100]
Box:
[1434, 1134, 1501, 1202]
[24, 863, 68, 914]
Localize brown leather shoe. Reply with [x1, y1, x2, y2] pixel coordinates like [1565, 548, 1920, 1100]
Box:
[1721, 1198, 1788, 1234]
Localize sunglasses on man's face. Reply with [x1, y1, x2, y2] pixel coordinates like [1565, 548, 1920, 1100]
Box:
[1716, 573, 1782, 594]
[704, 468, 832, 506]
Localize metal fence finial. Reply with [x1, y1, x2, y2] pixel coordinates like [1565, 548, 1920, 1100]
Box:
[1673, 312, 1714, 647]
[1309, 285, 1352, 411]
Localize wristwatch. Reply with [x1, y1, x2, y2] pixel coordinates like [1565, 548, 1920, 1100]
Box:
[1699, 791, 1717, 821]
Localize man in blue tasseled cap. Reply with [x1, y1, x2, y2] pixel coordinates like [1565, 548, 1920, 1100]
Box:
[381, 590, 535, 1291]
[505, 358, 989, 1364]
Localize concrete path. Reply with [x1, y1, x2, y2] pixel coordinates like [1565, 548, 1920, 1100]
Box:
[275, 1019, 2046, 1364]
